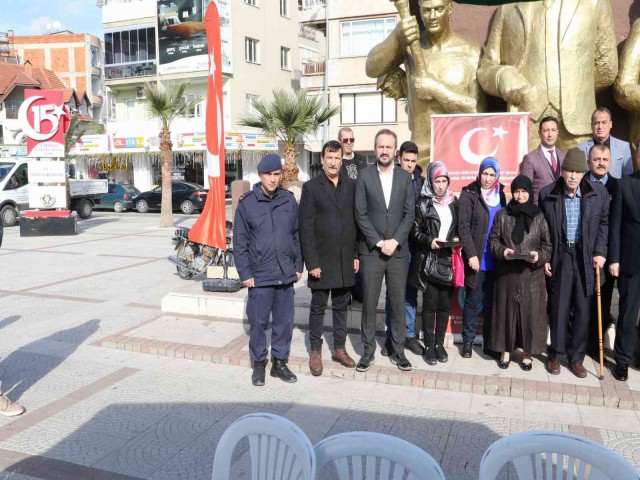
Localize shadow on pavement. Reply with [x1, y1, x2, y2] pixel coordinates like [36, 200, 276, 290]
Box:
[0, 316, 20, 331]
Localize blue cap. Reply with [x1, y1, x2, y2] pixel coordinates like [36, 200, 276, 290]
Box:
[257, 154, 283, 173]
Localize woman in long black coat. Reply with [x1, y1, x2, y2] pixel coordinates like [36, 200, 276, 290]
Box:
[488, 175, 551, 370]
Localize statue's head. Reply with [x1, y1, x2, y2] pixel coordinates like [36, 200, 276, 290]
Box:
[419, 0, 452, 36]
[377, 68, 407, 101]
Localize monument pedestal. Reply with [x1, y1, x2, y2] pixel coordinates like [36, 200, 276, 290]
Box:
[19, 210, 77, 237]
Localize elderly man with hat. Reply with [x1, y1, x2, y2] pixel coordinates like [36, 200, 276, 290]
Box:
[539, 148, 610, 378]
[233, 154, 303, 386]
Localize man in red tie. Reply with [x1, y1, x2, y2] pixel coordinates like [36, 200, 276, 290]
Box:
[520, 116, 567, 205]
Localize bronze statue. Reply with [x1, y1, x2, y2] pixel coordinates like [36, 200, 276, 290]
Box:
[477, 0, 618, 151]
[615, 18, 640, 169]
[366, 0, 485, 165]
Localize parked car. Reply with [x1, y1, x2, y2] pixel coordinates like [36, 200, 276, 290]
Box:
[133, 181, 207, 214]
[94, 183, 140, 213]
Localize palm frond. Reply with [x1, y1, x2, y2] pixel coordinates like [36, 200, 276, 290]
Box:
[142, 81, 201, 129]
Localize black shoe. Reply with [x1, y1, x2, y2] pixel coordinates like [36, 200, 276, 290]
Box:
[498, 359, 510, 369]
[270, 358, 297, 383]
[520, 361, 532, 372]
[405, 337, 424, 356]
[613, 363, 629, 382]
[381, 338, 392, 357]
[423, 346, 437, 366]
[390, 353, 412, 371]
[356, 354, 375, 372]
[461, 341, 473, 358]
[252, 360, 267, 386]
[435, 344, 448, 363]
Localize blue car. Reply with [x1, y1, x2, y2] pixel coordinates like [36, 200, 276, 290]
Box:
[94, 183, 140, 213]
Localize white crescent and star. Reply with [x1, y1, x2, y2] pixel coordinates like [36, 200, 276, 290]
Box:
[459, 125, 508, 165]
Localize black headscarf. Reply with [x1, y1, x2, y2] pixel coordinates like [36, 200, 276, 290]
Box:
[506, 175, 540, 245]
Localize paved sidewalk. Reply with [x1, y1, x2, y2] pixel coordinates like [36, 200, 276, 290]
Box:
[0, 212, 638, 479]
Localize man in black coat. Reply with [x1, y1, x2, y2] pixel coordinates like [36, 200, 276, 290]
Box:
[355, 129, 415, 372]
[299, 140, 359, 376]
[585, 144, 621, 359]
[607, 149, 640, 381]
[539, 148, 609, 378]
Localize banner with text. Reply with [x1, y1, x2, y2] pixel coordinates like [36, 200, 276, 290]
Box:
[431, 112, 530, 193]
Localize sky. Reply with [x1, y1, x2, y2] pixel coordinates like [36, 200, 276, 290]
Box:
[0, 0, 104, 38]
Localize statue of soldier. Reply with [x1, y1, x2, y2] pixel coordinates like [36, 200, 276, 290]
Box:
[366, 0, 485, 166]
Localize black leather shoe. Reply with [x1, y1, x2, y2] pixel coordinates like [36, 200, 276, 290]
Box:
[270, 358, 297, 383]
[252, 360, 267, 386]
[423, 346, 437, 366]
[520, 361, 532, 372]
[381, 338, 393, 357]
[435, 344, 448, 363]
[613, 363, 629, 382]
[390, 353, 412, 371]
[405, 337, 424, 356]
[498, 359, 510, 369]
[461, 341, 473, 358]
[356, 354, 375, 372]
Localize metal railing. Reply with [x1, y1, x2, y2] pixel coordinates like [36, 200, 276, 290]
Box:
[299, 25, 318, 41]
[302, 57, 325, 75]
[299, 0, 325, 10]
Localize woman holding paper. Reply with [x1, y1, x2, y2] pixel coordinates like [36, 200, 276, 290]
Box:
[488, 175, 552, 370]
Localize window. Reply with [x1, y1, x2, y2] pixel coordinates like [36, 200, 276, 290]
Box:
[340, 92, 396, 124]
[280, 0, 288, 17]
[104, 26, 156, 79]
[280, 47, 290, 70]
[246, 94, 261, 115]
[341, 18, 396, 56]
[109, 96, 117, 120]
[126, 100, 136, 121]
[245, 37, 259, 63]
[244, 0, 257, 5]
[184, 94, 203, 118]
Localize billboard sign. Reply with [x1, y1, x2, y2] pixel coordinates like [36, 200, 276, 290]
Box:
[19, 89, 68, 158]
[27, 160, 66, 183]
[157, 0, 232, 75]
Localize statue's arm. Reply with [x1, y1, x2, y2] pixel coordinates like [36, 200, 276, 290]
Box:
[366, 29, 405, 79]
[477, 6, 512, 98]
[614, 20, 640, 111]
[593, 0, 618, 92]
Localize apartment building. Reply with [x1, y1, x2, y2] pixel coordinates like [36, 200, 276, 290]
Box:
[92, 0, 318, 192]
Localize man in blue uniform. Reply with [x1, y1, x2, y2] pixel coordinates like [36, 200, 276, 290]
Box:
[233, 154, 303, 386]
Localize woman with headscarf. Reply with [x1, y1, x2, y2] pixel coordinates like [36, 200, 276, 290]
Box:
[488, 175, 552, 370]
[457, 157, 507, 359]
[408, 162, 459, 365]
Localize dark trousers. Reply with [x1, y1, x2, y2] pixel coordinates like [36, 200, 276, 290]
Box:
[422, 282, 453, 347]
[309, 287, 351, 351]
[361, 253, 408, 357]
[548, 248, 590, 364]
[246, 284, 294, 362]
[461, 270, 495, 344]
[615, 271, 640, 366]
[588, 267, 615, 354]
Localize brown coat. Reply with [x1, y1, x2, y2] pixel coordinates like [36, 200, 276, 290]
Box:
[488, 210, 552, 354]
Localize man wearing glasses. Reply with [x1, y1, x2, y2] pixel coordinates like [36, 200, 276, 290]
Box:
[338, 128, 368, 180]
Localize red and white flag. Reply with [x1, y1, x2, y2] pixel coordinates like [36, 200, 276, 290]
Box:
[188, 2, 226, 249]
[431, 113, 530, 193]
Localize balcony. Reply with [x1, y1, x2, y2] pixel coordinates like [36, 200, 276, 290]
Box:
[91, 65, 102, 77]
[299, 25, 318, 42]
[299, 0, 326, 26]
[105, 62, 156, 80]
[301, 57, 325, 90]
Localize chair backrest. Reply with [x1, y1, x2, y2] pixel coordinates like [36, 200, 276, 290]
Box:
[479, 430, 640, 480]
[314, 431, 446, 480]
[211, 413, 316, 480]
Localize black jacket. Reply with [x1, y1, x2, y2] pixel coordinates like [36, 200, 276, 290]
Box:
[539, 175, 609, 294]
[608, 171, 640, 274]
[408, 195, 459, 291]
[457, 180, 507, 288]
[298, 173, 358, 289]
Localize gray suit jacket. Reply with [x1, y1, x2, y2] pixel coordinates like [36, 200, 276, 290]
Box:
[519, 145, 566, 205]
[577, 136, 633, 178]
[355, 165, 415, 258]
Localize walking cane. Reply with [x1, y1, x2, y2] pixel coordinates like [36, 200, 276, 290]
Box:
[595, 267, 605, 380]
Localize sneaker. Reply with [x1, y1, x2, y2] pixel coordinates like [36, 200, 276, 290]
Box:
[461, 341, 473, 358]
[0, 392, 25, 417]
[435, 344, 448, 363]
[405, 337, 424, 356]
[251, 360, 267, 387]
[356, 354, 375, 372]
[390, 353, 413, 371]
[423, 346, 437, 366]
[270, 358, 297, 383]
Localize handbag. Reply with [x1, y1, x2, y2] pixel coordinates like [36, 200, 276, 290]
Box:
[421, 250, 453, 287]
[452, 246, 465, 288]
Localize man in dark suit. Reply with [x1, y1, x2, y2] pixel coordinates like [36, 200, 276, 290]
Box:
[355, 129, 415, 372]
[338, 127, 368, 180]
[539, 148, 609, 378]
[299, 140, 359, 376]
[585, 144, 621, 359]
[520, 116, 566, 205]
[607, 146, 640, 381]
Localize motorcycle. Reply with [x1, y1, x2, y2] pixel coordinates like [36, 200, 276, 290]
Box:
[168, 220, 234, 280]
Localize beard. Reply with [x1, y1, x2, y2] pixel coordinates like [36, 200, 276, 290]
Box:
[377, 156, 392, 167]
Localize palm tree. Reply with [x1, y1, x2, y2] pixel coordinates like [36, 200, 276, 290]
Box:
[143, 81, 200, 227]
[239, 89, 339, 187]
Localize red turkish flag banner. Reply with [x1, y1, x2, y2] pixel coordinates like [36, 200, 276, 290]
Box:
[19, 89, 68, 158]
[188, 2, 227, 250]
[431, 113, 530, 193]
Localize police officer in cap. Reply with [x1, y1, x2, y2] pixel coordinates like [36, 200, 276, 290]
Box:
[233, 154, 303, 386]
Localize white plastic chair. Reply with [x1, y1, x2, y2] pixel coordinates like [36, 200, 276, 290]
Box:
[479, 430, 640, 480]
[211, 413, 316, 480]
[314, 431, 446, 480]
